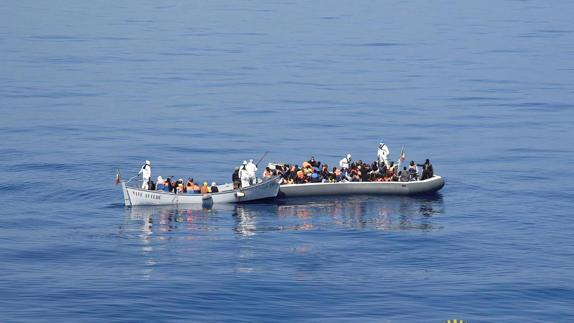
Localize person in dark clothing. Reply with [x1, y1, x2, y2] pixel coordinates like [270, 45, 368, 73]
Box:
[418, 159, 434, 180]
[232, 167, 240, 189]
[399, 167, 409, 182]
[210, 182, 219, 193]
[308, 156, 317, 167]
[165, 178, 172, 192]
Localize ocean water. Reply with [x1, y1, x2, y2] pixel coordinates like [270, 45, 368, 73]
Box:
[1, 1, 574, 322]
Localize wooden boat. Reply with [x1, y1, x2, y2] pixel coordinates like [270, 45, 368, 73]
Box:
[121, 176, 282, 206]
[278, 175, 445, 197]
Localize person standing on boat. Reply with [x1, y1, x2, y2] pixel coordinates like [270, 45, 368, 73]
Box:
[239, 160, 251, 188]
[339, 154, 352, 171]
[232, 167, 241, 189]
[377, 142, 390, 168]
[246, 159, 258, 185]
[138, 160, 151, 189]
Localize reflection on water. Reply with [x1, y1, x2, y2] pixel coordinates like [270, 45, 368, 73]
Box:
[122, 194, 444, 238]
[272, 194, 444, 232]
[120, 196, 443, 278]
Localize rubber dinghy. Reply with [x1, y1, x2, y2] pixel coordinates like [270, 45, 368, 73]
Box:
[121, 176, 282, 206]
[278, 175, 445, 197]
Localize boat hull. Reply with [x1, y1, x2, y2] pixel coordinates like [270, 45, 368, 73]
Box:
[279, 176, 445, 197]
[122, 176, 281, 206]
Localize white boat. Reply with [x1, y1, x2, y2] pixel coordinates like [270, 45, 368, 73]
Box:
[121, 176, 282, 206]
[278, 175, 445, 197]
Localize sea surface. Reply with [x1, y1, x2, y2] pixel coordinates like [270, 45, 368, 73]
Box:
[1, 1, 574, 322]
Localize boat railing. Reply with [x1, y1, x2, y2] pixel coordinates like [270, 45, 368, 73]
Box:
[125, 175, 141, 188]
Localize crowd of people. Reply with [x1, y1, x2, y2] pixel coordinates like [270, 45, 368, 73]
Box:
[259, 155, 433, 185]
[135, 142, 435, 192]
[137, 160, 220, 194]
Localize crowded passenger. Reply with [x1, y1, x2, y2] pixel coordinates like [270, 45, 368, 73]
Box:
[418, 159, 434, 180]
[211, 182, 219, 193]
[263, 167, 272, 178]
[272, 152, 436, 186]
[136, 149, 435, 193]
[200, 182, 211, 194]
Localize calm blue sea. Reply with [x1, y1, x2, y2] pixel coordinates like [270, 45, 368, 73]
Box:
[1, 1, 574, 322]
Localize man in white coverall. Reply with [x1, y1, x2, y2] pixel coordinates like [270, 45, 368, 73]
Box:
[239, 160, 251, 188]
[246, 159, 258, 185]
[339, 154, 352, 170]
[377, 142, 390, 168]
[139, 160, 151, 189]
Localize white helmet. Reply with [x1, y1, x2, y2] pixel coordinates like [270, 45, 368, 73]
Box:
[145, 160, 151, 165]
[249, 159, 254, 163]
[243, 160, 248, 165]
[346, 154, 352, 160]
[379, 142, 384, 149]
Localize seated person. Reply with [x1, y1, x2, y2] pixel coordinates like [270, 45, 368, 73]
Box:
[296, 169, 307, 183]
[263, 167, 272, 178]
[333, 167, 342, 182]
[310, 172, 320, 183]
[191, 182, 201, 194]
[408, 161, 418, 181]
[210, 182, 219, 193]
[156, 176, 166, 191]
[399, 167, 409, 182]
[165, 178, 173, 192]
[200, 182, 211, 194]
[176, 178, 185, 193]
[418, 159, 434, 180]
[384, 162, 397, 182]
[186, 178, 195, 192]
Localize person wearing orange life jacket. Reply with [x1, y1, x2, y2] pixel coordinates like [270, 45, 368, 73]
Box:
[296, 169, 306, 183]
[200, 182, 211, 194]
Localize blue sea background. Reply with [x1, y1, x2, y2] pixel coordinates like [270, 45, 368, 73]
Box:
[1, 1, 574, 322]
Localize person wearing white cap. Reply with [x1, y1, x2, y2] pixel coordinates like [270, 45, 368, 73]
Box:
[239, 160, 250, 188]
[246, 159, 258, 185]
[377, 141, 390, 168]
[138, 160, 151, 189]
[210, 182, 219, 193]
[339, 154, 352, 170]
[156, 175, 165, 191]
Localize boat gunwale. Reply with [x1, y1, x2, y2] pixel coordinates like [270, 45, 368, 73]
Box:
[124, 175, 282, 197]
[279, 175, 444, 188]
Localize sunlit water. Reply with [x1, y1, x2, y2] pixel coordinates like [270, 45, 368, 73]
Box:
[1, 1, 574, 322]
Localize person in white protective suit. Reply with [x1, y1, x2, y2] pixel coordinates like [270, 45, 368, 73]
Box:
[239, 160, 251, 188]
[246, 159, 258, 185]
[339, 154, 352, 170]
[377, 142, 390, 168]
[138, 160, 152, 189]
